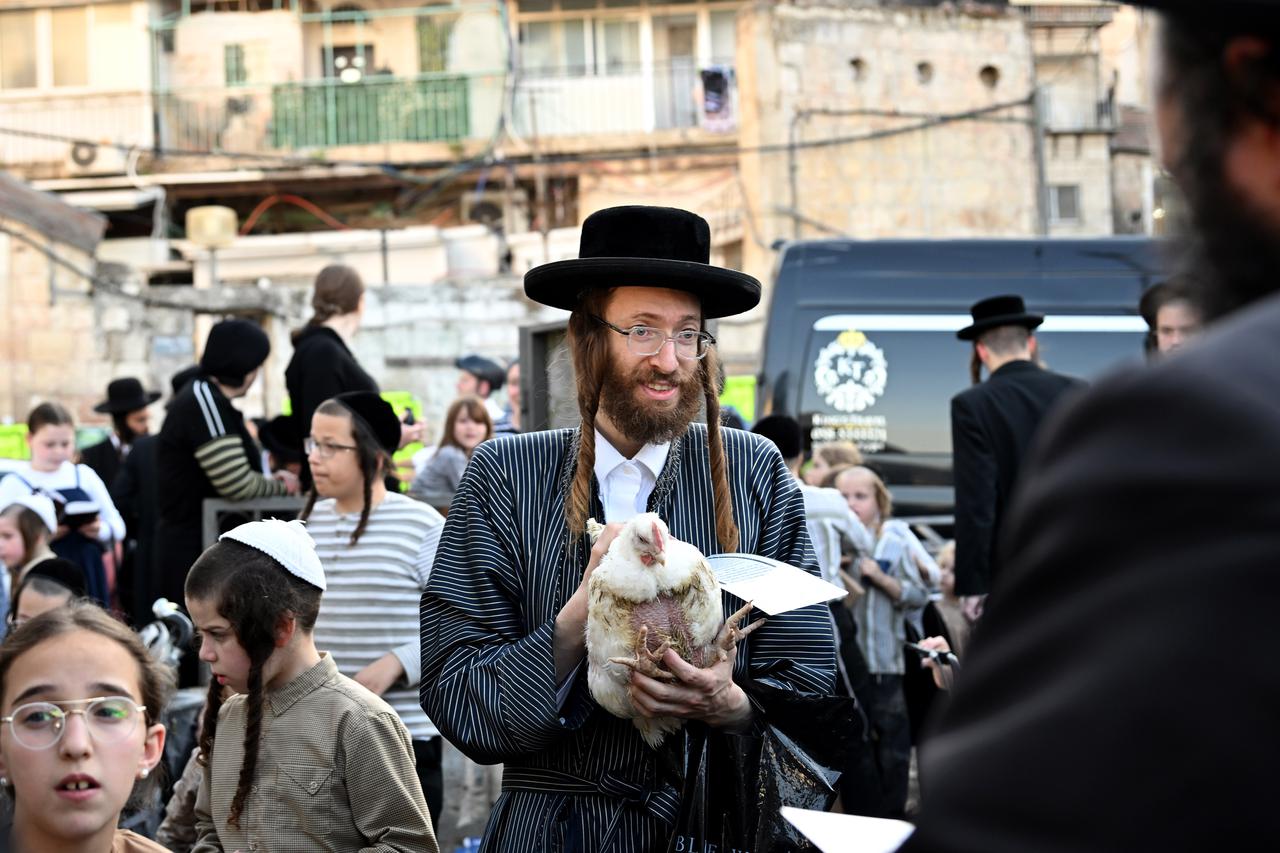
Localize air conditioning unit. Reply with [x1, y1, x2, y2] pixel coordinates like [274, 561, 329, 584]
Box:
[461, 188, 531, 236]
[65, 141, 129, 177]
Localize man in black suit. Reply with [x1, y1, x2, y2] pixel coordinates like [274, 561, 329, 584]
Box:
[902, 2, 1280, 851]
[80, 377, 160, 492]
[949, 296, 1083, 600]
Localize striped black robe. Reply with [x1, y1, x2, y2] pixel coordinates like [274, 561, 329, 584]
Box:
[420, 424, 836, 853]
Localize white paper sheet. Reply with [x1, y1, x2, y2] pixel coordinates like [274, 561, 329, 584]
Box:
[780, 807, 915, 853]
[707, 553, 847, 616]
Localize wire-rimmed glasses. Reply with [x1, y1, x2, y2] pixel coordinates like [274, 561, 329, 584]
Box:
[1, 696, 147, 750]
[592, 316, 716, 360]
[303, 437, 358, 459]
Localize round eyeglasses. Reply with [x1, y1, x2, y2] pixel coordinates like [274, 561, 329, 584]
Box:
[304, 437, 358, 459]
[1, 696, 146, 750]
[592, 316, 716, 360]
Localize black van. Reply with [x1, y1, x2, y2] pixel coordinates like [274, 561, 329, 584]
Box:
[756, 238, 1165, 522]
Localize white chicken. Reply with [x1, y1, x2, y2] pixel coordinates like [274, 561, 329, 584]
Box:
[585, 512, 761, 748]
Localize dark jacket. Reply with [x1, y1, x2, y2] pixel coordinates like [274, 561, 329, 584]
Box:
[284, 326, 378, 486]
[113, 434, 158, 626]
[904, 291, 1280, 853]
[950, 359, 1083, 596]
[79, 437, 122, 498]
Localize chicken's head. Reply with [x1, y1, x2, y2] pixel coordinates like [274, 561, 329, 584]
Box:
[619, 513, 669, 568]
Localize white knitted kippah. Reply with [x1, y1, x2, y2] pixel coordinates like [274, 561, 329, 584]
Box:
[4, 494, 58, 535]
[219, 518, 326, 591]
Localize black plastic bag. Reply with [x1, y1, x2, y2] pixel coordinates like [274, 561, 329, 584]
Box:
[666, 682, 863, 853]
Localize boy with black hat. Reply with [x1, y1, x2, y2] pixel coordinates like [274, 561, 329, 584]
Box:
[949, 295, 1083, 601]
[155, 319, 298, 622]
[421, 205, 837, 851]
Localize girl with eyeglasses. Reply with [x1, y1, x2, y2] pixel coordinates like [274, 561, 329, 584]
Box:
[300, 392, 447, 827]
[0, 600, 170, 851]
[408, 395, 492, 516]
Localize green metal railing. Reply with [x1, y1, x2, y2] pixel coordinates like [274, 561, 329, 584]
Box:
[271, 75, 471, 148]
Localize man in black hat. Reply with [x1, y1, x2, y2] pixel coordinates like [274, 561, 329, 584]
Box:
[421, 206, 837, 851]
[80, 377, 161, 492]
[903, 4, 1280, 851]
[949, 295, 1083, 601]
[156, 320, 299, 632]
[454, 353, 516, 434]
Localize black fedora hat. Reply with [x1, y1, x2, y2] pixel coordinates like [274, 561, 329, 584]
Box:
[957, 295, 1045, 341]
[93, 377, 161, 415]
[524, 206, 761, 320]
[254, 414, 303, 465]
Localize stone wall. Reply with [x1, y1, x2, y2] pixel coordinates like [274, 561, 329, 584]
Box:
[737, 0, 1040, 300]
[0, 245, 562, 446]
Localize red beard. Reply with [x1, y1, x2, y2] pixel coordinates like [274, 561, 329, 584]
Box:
[599, 357, 704, 446]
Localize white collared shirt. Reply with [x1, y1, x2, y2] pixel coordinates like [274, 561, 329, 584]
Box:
[593, 429, 671, 523]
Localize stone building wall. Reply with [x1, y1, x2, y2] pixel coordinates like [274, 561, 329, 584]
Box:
[737, 1, 1040, 288]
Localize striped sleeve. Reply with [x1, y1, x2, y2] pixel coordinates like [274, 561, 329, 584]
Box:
[420, 441, 585, 765]
[391, 516, 441, 686]
[193, 435, 287, 501]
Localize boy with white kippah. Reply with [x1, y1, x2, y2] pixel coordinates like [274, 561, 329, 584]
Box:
[184, 519, 437, 853]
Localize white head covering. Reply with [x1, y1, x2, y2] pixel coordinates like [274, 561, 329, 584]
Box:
[219, 518, 326, 591]
[3, 494, 58, 535]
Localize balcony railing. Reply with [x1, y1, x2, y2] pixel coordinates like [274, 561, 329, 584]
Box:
[0, 61, 734, 175]
[153, 73, 493, 154]
[511, 62, 737, 138]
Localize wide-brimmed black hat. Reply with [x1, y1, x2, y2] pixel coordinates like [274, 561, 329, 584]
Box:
[455, 355, 506, 391]
[524, 206, 761, 319]
[93, 377, 161, 414]
[957, 295, 1045, 341]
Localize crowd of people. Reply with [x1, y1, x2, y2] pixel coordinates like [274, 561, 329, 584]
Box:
[0, 1, 1274, 849]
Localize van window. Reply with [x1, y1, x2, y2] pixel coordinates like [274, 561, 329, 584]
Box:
[800, 314, 1146, 455]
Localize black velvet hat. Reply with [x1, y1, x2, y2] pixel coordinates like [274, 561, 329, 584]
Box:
[524, 206, 762, 319]
[22, 558, 89, 600]
[752, 414, 803, 460]
[255, 414, 303, 465]
[956, 295, 1045, 341]
[455, 355, 506, 391]
[334, 392, 400, 455]
[93, 377, 161, 414]
[200, 320, 271, 385]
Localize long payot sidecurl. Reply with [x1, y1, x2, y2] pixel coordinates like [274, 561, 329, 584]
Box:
[565, 290, 612, 542]
[700, 344, 739, 553]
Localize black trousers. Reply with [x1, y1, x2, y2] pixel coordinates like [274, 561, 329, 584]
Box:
[413, 737, 444, 830]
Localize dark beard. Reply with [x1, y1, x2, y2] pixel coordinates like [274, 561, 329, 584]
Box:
[599, 359, 703, 446]
[1176, 161, 1280, 322]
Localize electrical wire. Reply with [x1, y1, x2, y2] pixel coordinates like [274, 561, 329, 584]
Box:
[0, 93, 1034, 182]
[239, 193, 352, 234]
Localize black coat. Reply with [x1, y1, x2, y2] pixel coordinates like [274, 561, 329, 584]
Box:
[950, 360, 1083, 596]
[284, 326, 378, 486]
[112, 434, 158, 626]
[904, 292, 1280, 852]
[79, 437, 122, 498]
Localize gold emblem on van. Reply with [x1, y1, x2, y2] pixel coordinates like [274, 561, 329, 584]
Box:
[814, 329, 888, 414]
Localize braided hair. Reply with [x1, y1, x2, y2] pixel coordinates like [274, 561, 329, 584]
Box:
[291, 265, 364, 344]
[185, 539, 322, 829]
[299, 399, 392, 546]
